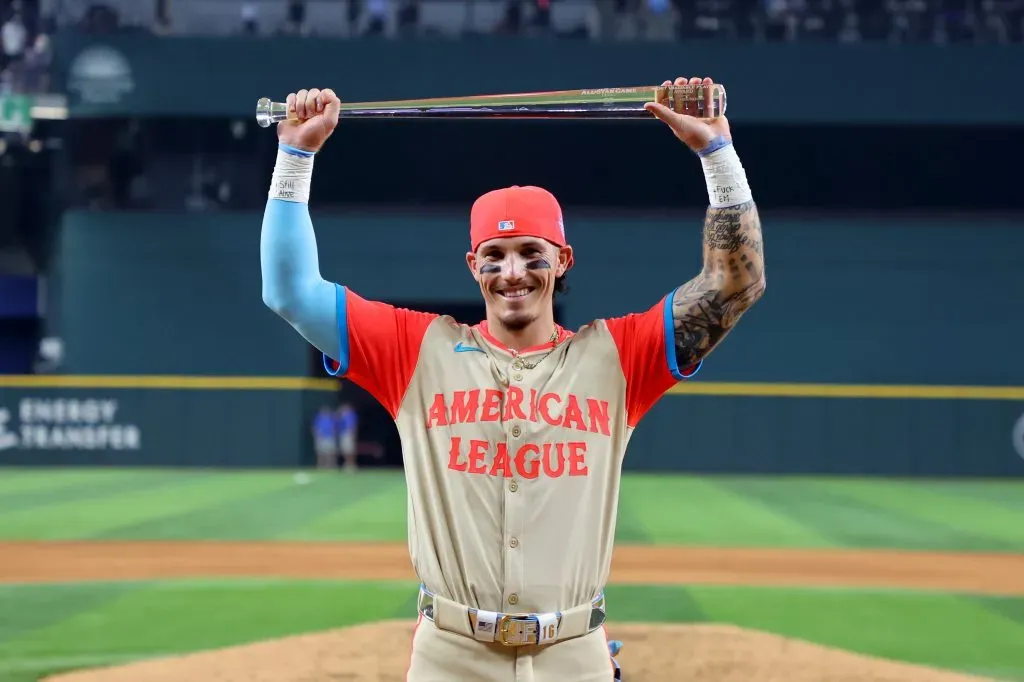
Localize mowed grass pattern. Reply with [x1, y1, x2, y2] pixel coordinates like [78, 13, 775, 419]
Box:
[1, 469, 1022, 549]
[1, 581, 1023, 682]
[0, 581, 417, 682]
[1, 469, 1023, 682]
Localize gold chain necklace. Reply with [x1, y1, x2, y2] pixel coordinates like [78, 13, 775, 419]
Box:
[509, 328, 560, 368]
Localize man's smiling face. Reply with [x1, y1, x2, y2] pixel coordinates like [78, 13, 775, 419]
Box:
[466, 235, 571, 332]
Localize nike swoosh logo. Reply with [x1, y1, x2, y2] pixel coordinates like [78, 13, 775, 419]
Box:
[454, 342, 485, 354]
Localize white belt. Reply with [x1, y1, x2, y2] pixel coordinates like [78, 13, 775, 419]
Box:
[417, 584, 606, 647]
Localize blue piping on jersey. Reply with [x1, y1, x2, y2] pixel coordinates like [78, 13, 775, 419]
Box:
[663, 286, 703, 381]
[323, 284, 350, 376]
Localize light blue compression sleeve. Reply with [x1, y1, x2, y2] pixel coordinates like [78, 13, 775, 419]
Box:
[260, 197, 341, 363]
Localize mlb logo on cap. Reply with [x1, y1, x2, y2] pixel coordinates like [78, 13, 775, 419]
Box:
[470, 186, 572, 269]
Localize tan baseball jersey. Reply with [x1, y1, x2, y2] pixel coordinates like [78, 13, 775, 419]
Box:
[323, 285, 700, 616]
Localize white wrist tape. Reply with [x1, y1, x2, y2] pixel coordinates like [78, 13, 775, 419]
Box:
[700, 143, 753, 208]
[269, 146, 314, 203]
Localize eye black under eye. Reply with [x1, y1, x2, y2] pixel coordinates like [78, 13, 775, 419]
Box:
[524, 258, 551, 270]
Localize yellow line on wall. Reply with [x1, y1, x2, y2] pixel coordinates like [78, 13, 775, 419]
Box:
[0, 375, 339, 391]
[0, 375, 1022, 400]
[666, 382, 1024, 400]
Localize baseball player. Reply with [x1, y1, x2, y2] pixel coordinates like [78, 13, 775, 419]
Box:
[261, 76, 764, 681]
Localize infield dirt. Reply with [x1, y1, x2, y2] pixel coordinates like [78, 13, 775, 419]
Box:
[3, 541, 1019, 682]
[3, 541, 1024, 595]
[40, 621, 1003, 682]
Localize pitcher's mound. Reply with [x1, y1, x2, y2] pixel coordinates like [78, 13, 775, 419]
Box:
[42, 621, 995, 682]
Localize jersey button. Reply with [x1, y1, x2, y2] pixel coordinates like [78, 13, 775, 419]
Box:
[509, 537, 519, 548]
[511, 425, 522, 438]
[512, 372, 523, 381]
[508, 593, 519, 606]
[511, 359, 524, 370]
[509, 480, 519, 492]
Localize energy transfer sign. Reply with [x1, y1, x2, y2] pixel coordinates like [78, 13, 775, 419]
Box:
[0, 399, 141, 452]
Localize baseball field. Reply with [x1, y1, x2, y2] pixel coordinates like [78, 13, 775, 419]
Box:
[1, 468, 1023, 682]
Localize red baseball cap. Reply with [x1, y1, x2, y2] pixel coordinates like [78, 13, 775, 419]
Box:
[470, 185, 573, 270]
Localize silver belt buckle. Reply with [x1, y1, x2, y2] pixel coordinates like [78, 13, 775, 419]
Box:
[496, 614, 536, 646]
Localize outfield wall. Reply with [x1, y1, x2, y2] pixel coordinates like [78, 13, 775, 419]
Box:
[1, 378, 1022, 476]
[0, 379, 314, 467]
[4, 210, 1022, 476]
[51, 210, 1024, 386]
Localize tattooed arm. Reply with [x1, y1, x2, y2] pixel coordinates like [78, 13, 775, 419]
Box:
[672, 200, 766, 368]
[642, 75, 766, 370]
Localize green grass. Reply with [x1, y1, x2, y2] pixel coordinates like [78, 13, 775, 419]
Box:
[617, 476, 834, 546]
[1, 581, 1023, 682]
[606, 584, 1024, 679]
[1, 469, 1022, 550]
[686, 586, 1024, 679]
[712, 477, 1024, 550]
[0, 580, 417, 682]
[818, 479, 1024, 547]
[1, 469, 1023, 681]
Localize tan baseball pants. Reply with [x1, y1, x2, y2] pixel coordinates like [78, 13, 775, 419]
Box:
[406, 616, 616, 681]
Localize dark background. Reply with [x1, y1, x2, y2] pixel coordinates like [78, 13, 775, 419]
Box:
[1, 0, 1021, 476]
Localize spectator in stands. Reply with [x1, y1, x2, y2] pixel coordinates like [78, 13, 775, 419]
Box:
[396, 0, 420, 37]
[1, 7, 26, 75]
[497, 0, 523, 33]
[837, 6, 862, 40]
[16, 31, 48, 92]
[532, 0, 552, 30]
[153, 0, 172, 34]
[241, 1, 258, 34]
[346, 0, 362, 36]
[364, 0, 388, 36]
[284, 0, 306, 34]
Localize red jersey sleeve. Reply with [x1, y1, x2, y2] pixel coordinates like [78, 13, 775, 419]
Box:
[605, 290, 702, 428]
[322, 285, 437, 419]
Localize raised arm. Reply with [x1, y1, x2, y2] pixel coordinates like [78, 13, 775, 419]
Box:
[645, 76, 766, 369]
[671, 198, 764, 367]
[259, 87, 439, 417]
[260, 88, 343, 359]
[261, 194, 338, 358]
